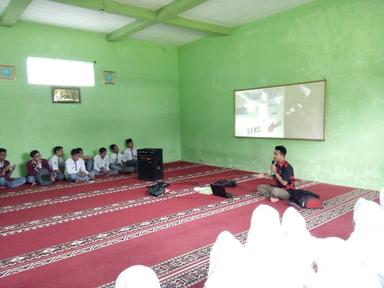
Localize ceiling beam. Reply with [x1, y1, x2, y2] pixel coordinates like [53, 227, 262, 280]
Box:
[107, 0, 211, 42]
[51, 0, 233, 42]
[51, 0, 155, 21]
[107, 19, 154, 42]
[164, 17, 232, 35]
[104, 0, 155, 20]
[0, 0, 32, 26]
[108, 16, 231, 41]
[156, 0, 208, 21]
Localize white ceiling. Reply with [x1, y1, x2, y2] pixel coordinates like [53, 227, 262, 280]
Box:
[0, 0, 314, 46]
[181, 0, 313, 27]
[21, 0, 135, 33]
[131, 23, 208, 45]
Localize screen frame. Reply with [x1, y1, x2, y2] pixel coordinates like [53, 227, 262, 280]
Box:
[233, 79, 326, 141]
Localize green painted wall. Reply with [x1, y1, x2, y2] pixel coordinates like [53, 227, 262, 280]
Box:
[179, 0, 384, 190]
[1, 0, 383, 189]
[0, 22, 181, 176]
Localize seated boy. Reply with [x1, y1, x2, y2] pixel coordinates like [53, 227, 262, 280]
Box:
[78, 147, 93, 172]
[123, 138, 138, 170]
[0, 148, 26, 189]
[109, 144, 134, 174]
[26, 150, 55, 186]
[93, 147, 118, 176]
[66, 148, 95, 183]
[48, 146, 66, 181]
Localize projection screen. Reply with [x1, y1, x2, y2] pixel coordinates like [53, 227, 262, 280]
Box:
[234, 80, 326, 140]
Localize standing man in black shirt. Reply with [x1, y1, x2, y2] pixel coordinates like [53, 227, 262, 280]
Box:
[256, 145, 295, 203]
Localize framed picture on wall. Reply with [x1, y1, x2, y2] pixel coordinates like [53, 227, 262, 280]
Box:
[0, 64, 16, 80]
[51, 87, 81, 103]
[103, 71, 116, 84]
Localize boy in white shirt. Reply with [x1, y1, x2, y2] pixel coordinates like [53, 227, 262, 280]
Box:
[77, 147, 93, 172]
[123, 138, 138, 170]
[109, 144, 134, 174]
[48, 146, 65, 181]
[66, 148, 95, 183]
[93, 147, 118, 176]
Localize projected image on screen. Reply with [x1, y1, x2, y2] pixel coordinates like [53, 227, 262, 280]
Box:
[234, 80, 325, 140]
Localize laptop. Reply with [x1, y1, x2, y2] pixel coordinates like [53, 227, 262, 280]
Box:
[210, 184, 234, 199]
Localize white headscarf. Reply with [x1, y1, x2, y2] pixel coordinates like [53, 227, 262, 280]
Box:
[243, 205, 286, 288]
[281, 207, 314, 288]
[114, 265, 160, 288]
[310, 236, 381, 288]
[246, 204, 282, 251]
[352, 197, 384, 232]
[204, 231, 244, 288]
[204, 196, 384, 288]
[347, 197, 384, 286]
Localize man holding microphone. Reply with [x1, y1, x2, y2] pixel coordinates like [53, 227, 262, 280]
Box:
[256, 145, 295, 203]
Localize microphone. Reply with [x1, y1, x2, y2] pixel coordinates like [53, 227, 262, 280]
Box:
[271, 160, 276, 176]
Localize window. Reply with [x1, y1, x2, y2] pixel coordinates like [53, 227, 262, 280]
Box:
[27, 57, 95, 87]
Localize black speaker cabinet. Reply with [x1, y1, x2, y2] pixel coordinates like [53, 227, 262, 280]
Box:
[137, 148, 163, 181]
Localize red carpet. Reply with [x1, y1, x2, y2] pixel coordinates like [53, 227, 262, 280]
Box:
[0, 161, 379, 288]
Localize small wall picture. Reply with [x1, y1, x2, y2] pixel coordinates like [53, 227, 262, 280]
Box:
[103, 71, 116, 84]
[0, 64, 16, 80]
[51, 87, 81, 103]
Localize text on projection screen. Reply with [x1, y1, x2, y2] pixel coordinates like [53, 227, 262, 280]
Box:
[235, 81, 325, 140]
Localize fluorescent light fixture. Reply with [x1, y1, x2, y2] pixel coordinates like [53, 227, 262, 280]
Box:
[27, 57, 95, 87]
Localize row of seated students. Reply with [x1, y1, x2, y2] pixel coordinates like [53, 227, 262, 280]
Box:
[0, 138, 138, 189]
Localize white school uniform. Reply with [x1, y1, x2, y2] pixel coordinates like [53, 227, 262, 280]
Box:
[65, 158, 88, 175]
[93, 154, 110, 172]
[48, 155, 65, 171]
[123, 148, 137, 161]
[109, 153, 126, 165]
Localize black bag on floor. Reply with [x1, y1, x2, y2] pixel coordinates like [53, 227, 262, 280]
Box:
[148, 180, 169, 197]
[289, 189, 322, 209]
[213, 179, 237, 188]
